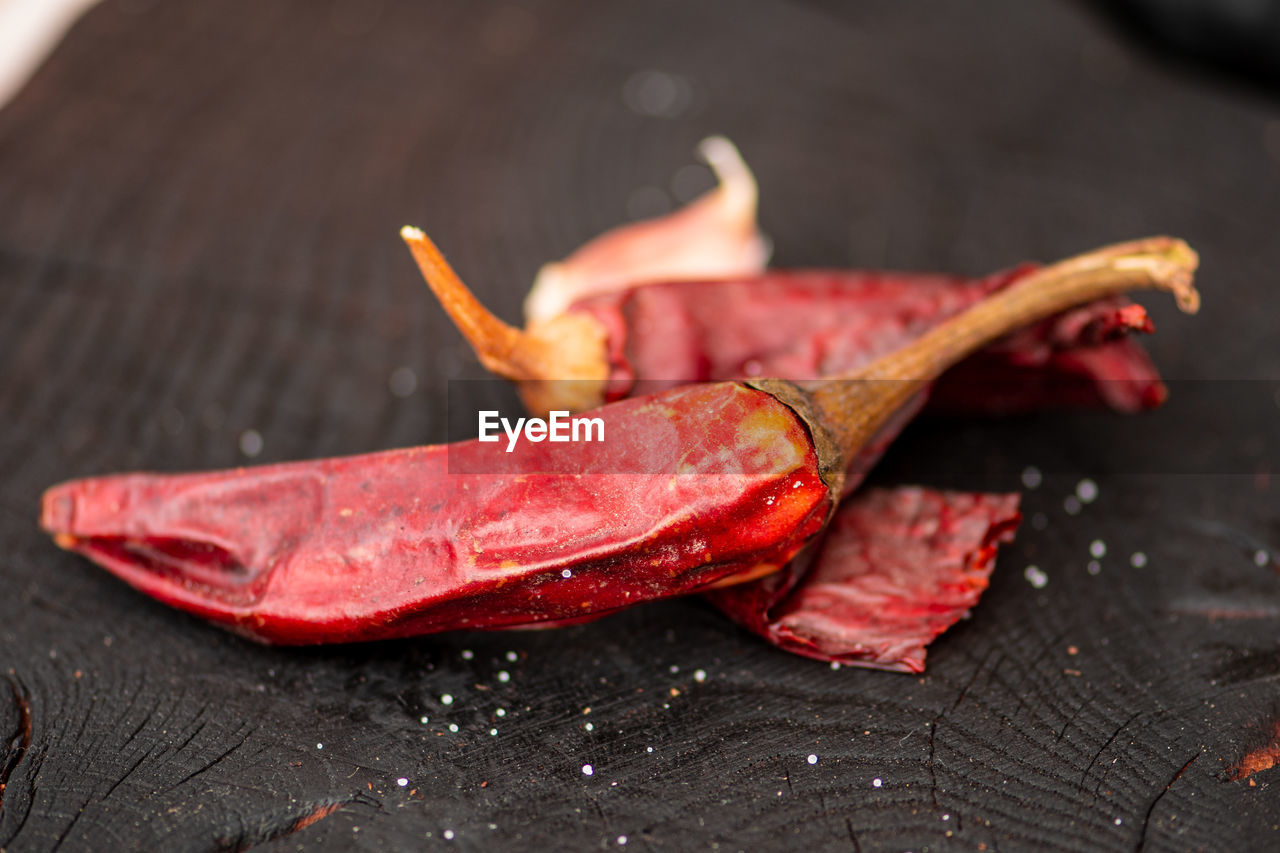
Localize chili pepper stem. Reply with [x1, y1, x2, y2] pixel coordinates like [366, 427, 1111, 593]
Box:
[400, 226, 609, 412]
[807, 237, 1200, 462]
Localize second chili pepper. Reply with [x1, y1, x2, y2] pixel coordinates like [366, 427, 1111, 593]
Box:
[415, 139, 1165, 419]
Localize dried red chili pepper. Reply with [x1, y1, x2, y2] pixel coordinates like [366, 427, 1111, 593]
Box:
[417, 140, 1163, 419]
[427, 259, 1166, 419]
[39, 234, 1199, 645]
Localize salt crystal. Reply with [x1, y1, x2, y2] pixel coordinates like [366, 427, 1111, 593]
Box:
[420, 715, 429, 724]
[1076, 479, 1099, 503]
[1090, 540, 1107, 558]
[397, 777, 409, 787]
[490, 728, 498, 736]
[239, 429, 264, 458]
[561, 568, 572, 579]
[585, 722, 594, 732]
[694, 669, 707, 683]
[872, 778, 883, 788]
[443, 829, 455, 840]
[441, 694, 454, 705]
[448, 723, 459, 732]
[388, 366, 417, 397]
[1024, 565, 1049, 589]
[506, 651, 518, 662]
[807, 754, 818, 765]
[582, 763, 594, 776]
[618, 836, 628, 846]
[1130, 552, 1147, 568]
[497, 671, 510, 683]
[496, 708, 507, 717]
[461, 650, 474, 660]
[316, 743, 323, 749]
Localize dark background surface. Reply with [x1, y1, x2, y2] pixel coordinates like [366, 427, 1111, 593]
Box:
[1, 1, 1279, 850]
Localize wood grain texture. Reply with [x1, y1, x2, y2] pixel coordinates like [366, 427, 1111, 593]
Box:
[1, 0, 1278, 850]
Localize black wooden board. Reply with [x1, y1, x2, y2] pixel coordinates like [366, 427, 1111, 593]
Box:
[2, 1, 1279, 850]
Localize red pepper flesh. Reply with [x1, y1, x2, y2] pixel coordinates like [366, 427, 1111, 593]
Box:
[707, 487, 1021, 673]
[42, 384, 831, 644]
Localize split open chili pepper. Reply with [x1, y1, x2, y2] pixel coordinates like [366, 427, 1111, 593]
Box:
[40, 234, 1199, 646]
[421, 140, 1165, 420]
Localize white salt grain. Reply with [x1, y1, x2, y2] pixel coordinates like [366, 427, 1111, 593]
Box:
[1076, 479, 1099, 503]
[807, 754, 818, 765]
[872, 778, 883, 788]
[1090, 540, 1107, 558]
[397, 777, 408, 787]
[1130, 552, 1147, 568]
[388, 366, 417, 397]
[694, 669, 707, 683]
[582, 764, 594, 776]
[497, 671, 510, 683]
[1024, 565, 1049, 589]
[441, 694, 454, 705]
[239, 429, 264, 458]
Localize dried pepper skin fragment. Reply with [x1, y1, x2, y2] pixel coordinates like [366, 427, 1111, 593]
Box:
[707, 488, 1022, 673]
[42, 384, 831, 644]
